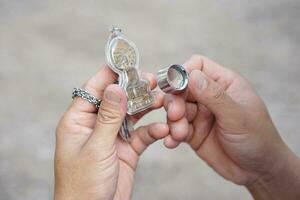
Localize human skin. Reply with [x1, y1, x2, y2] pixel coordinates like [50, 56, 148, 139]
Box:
[163, 55, 300, 199]
[54, 66, 169, 200]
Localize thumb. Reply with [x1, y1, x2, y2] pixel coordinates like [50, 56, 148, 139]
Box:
[188, 70, 240, 119]
[88, 84, 127, 149]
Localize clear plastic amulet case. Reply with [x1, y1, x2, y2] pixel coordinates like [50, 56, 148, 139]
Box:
[105, 27, 155, 141]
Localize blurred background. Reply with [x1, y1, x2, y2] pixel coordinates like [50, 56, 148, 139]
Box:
[1, 0, 300, 199]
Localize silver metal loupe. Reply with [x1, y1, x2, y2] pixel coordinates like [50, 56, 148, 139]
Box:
[157, 64, 189, 94]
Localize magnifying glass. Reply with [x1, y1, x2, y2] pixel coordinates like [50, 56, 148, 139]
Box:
[157, 64, 189, 94]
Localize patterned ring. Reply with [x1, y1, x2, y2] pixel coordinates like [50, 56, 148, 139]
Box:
[72, 88, 101, 109]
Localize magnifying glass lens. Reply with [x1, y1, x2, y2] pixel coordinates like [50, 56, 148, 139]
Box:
[168, 67, 185, 89]
[157, 64, 189, 94]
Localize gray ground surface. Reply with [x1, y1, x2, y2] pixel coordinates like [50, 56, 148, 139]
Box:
[1, 0, 300, 199]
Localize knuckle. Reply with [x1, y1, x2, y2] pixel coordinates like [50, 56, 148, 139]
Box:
[213, 85, 225, 100]
[97, 105, 123, 124]
[189, 54, 207, 71]
[191, 54, 204, 61]
[206, 81, 226, 102]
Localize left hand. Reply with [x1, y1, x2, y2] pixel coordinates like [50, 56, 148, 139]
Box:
[162, 55, 299, 196]
[54, 66, 169, 200]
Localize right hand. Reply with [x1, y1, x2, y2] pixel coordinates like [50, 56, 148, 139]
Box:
[55, 66, 168, 200]
[163, 55, 300, 199]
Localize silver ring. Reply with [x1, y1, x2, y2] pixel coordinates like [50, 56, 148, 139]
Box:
[72, 88, 101, 109]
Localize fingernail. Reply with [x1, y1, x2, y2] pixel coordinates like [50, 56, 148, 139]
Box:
[105, 90, 121, 103]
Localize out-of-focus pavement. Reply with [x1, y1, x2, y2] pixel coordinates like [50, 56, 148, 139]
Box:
[1, 0, 300, 199]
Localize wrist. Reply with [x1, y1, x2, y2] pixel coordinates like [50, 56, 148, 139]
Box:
[247, 146, 300, 200]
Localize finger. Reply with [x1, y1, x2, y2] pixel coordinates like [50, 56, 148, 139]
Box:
[163, 135, 180, 149]
[130, 123, 169, 155]
[70, 65, 118, 113]
[186, 102, 198, 122]
[186, 105, 214, 150]
[188, 70, 240, 119]
[85, 84, 127, 150]
[183, 55, 234, 87]
[141, 72, 157, 90]
[163, 94, 186, 122]
[183, 55, 234, 102]
[169, 117, 189, 141]
[128, 90, 164, 124]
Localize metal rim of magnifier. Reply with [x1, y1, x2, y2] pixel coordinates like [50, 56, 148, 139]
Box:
[157, 64, 189, 94]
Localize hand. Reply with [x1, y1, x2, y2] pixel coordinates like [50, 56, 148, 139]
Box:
[54, 66, 169, 200]
[163, 55, 300, 199]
